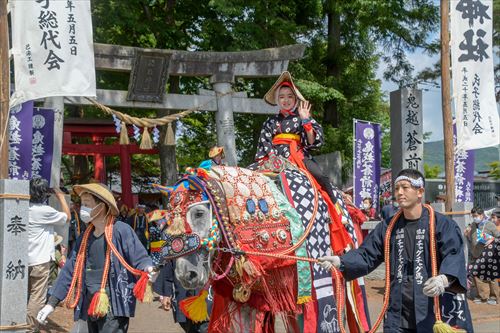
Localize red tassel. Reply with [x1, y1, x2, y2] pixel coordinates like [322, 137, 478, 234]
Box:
[87, 291, 109, 318]
[87, 292, 99, 316]
[133, 272, 149, 302]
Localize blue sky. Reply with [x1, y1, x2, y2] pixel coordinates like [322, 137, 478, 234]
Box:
[376, 51, 444, 142]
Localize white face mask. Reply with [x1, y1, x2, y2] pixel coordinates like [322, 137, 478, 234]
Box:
[80, 203, 103, 224]
[80, 205, 93, 223]
[363, 203, 370, 209]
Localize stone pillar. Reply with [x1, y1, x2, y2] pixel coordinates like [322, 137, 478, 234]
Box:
[44, 97, 68, 249]
[211, 75, 237, 166]
[0, 179, 30, 331]
[431, 202, 445, 213]
[453, 201, 474, 264]
[43, 97, 64, 188]
[390, 89, 424, 177]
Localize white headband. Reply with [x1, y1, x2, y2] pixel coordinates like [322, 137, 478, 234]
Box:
[394, 175, 424, 188]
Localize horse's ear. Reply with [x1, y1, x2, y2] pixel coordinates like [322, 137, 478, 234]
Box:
[152, 183, 174, 198]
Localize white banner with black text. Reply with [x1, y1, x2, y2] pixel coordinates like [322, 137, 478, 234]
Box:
[451, 0, 499, 150]
[9, 0, 96, 107]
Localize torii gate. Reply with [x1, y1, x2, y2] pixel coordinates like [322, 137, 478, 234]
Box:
[52, 43, 305, 206]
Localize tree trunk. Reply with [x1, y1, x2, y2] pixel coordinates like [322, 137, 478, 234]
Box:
[324, 0, 341, 127]
[156, 1, 178, 208]
[157, 76, 179, 207]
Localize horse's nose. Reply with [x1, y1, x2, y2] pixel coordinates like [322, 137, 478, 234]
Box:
[189, 271, 198, 280]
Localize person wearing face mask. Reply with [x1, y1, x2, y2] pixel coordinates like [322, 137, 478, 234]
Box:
[464, 207, 500, 305]
[361, 197, 378, 220]
[27, 178, 71, 332]
[318, 169, 473, 332]
[381, 196, 399, 220]
[36, 183, 158, 333]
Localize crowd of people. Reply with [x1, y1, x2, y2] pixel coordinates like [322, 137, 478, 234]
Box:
[24, 71, 499, 333]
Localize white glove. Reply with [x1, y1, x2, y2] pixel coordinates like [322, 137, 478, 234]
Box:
[147, 266, 159, 283]
[318, 256, 341, 271]
[423, 274, 449, 297]
[36, 304, 54, 324]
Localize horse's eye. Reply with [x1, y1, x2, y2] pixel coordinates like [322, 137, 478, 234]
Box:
[195, 210, 205, 219]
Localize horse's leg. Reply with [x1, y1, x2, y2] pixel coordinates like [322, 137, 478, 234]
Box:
[227, 303, 255, 333]
[282, 312, 301, 333]
[253, 311, 275, 333]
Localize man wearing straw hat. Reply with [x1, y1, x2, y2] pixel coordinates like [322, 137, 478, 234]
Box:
[209, 146, 225, 166]
[37, 183, 158, 333]
[198, 146, 226, 171]
[319, 169, 473, 332]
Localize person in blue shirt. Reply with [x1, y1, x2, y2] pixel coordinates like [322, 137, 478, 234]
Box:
[318, 169, 473, 333]
[36, 183, 158, 333]
[154, 261, 209, 333]
[381, 196, 399, 220]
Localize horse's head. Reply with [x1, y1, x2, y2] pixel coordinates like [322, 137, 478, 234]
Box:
[154, 177, 215, 290]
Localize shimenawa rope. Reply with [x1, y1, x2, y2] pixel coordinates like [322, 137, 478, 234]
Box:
[85, 91, 233, 128]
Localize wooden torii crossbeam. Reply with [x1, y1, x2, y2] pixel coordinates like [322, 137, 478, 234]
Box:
[65, 43, 306, 165]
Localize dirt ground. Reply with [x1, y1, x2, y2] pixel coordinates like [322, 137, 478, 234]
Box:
[41, 280, 500, 333]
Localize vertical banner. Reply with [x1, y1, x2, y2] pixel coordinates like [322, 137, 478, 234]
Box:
[454, 124, 475, 203]
[379, 170, 392, 201]
[451, 0, 499, 150]
[390, 88, 424, 177]
[9, 0, 96, 107]
[32, 108, 55, 182]
[353, 120, 382, 212]
[8, 102, 34, 180]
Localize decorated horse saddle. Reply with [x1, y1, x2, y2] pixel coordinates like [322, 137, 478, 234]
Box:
[209, 166, 294, 256]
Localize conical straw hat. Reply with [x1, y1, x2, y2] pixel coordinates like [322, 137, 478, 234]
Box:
[263, 71, 305, 106]
[73, 183, 119, 216]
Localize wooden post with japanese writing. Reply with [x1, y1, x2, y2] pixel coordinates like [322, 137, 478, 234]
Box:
[441, 0, 455, 212]
[0, 1, 31, 331]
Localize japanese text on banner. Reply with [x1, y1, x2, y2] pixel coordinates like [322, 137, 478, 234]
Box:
[353, 120, 382, 212]
[10, 0, 96, 107]
[451, 0, 499, 150]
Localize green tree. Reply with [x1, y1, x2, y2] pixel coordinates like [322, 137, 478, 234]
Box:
[424, 163, 442, 179]
[488, 161, 500, 180]
[84, 0, 441, 185]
